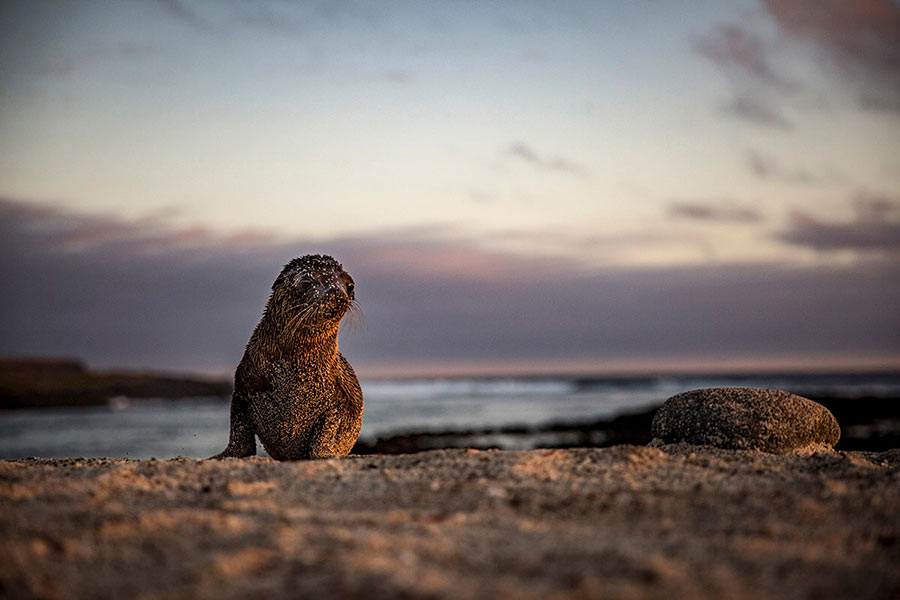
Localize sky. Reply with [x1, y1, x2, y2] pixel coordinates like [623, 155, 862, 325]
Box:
[1, 0, 899, 377]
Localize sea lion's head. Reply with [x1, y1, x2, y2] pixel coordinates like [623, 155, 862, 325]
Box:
[272, 254, 357, 331]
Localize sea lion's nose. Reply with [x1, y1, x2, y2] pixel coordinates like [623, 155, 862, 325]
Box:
[324, 274, 349, 299]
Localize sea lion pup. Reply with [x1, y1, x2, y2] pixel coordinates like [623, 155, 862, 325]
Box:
[211, 254, 363, 460]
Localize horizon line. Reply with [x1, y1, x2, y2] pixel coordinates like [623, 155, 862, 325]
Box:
[5, 354, 898, 381]
[353, 355, 900, 380]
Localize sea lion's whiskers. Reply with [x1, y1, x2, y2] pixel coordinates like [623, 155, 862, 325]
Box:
[341, 309, 356, 334]
[291, 290, 316, 314]
[293, 302, 318, 331]
[350, 300, 365, 325]
[342, 301, 364, 334]
[286, 301, 308, 330]
[284, 293, 319, 334]
[287, 309, 304, 333]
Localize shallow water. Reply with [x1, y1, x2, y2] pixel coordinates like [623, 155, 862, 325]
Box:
[2, 373, 898, 459]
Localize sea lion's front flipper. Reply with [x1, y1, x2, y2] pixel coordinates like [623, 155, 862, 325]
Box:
[209, 392, 257, 459]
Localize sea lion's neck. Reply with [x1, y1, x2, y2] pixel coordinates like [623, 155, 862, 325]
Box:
[259, 306, 339, 365]
[283, 328, 339, 366]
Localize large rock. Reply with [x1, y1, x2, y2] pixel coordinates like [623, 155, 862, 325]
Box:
[650, 387, 840, 453]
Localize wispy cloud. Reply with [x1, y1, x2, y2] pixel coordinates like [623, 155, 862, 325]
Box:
[2, 198, 898, 373]
[0, 198, 282, 255]
[154, 0, 381, 38]
[694, 24, 796, 91]
[777, 193, 900, 252]
[488, 227, 704, 263]
[763, 0, 900, 113]
[155, 0, 211, 32]
[383, 70, 413, 85]
[698, 1, 900, 121]
[667, 200, 763, 223]
[505, 142, 588, 176]
[724, 93, 792, 131]
[745, 149, 838, 185]
[693, 23, 799, 130]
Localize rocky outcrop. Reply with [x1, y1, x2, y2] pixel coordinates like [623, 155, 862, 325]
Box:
[650, 387, 840, 453]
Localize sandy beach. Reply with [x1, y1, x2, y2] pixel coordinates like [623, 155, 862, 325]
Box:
[2, 444, 899, 599]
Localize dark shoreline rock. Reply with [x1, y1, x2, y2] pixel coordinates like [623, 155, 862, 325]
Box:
[352, 394, 899, 455]
[352, 408, 657, 454]
[650, 387, 841, 453]
[0, 358, 232, 409]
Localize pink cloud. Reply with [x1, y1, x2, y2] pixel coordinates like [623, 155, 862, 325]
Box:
[764, 0, 900, 67]
[2, 197, 899, 373]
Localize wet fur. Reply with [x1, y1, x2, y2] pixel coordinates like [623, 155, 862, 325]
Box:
[211, 255, 363, 460]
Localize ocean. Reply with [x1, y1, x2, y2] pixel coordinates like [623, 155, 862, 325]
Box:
[2, 372, 898, 460]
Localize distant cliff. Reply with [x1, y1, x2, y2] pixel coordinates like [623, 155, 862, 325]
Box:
[0, 358, 232, 409]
